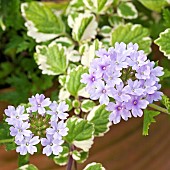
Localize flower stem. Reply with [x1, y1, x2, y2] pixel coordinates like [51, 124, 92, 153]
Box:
[0, 138, 14, 144]
[149, 104, 170, 115]
[67, 145, 74, 170]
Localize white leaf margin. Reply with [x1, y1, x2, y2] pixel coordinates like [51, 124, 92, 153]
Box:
[117, 2, 138, 19]
[155, 28, 170, 60]
[72, 13, 98, 41]
[21, 3, 58, 43]
[83, 162, 106, 170]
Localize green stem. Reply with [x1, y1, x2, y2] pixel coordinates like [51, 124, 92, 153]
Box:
[0, 138, 14, 144]
[149, 104, 170, 115]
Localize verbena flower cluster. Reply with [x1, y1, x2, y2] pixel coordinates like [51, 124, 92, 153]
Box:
[5, 94, 69, 156]
[81, 42, 164, 124]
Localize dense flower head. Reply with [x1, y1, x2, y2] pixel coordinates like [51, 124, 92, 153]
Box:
[81, 42, 164, 124]
[4, 94, 69, 156]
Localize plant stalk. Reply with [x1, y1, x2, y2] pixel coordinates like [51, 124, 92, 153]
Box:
[149, 104, 170, 115]
[66, 145, 74, 170]
[0, 138, 14, 144]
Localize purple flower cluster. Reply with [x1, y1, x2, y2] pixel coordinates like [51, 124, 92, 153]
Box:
[81, 42, 164, 124]
[4, 94, 69, 156]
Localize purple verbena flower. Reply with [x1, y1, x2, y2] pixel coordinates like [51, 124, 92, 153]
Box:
[10, 121, 32, 142]
[111, 82, 131, 102]
[47, 101, 69, 121]
[125, 96, 149, 117]
[16, 136, 40, 155]
[5, 105, 29, 125]
[124, 79, 144, 96]
[28, 94, 51, 116]
[46, 120, 68, 139]
[107, 102, 131, 124]
[41, 135, 63, 156]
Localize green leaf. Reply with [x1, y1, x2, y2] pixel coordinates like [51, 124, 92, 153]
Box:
[111, 23, 151, 54]
[155, 28, 170, 60]
[87, 105, 111, 136]
[66, 66, 88, 97]
[21, 1, 65, 42]
[5, 142, 16, 151]
[81, 100, 96, 112]
[0, 122, 13, 143]
[108, 15, 124, 27]
[18, 154, 30, 167]
[143, 110, 160, 136]
[160, 68, 170, 81]
[72, 150, 89, 163]
[163, 9, 170, 28]
[17, 164, 38, 170]
[34, 42, 68, 75]
[83, 162, 105, 170]
[53, 146, 69, 166]
[72, 13, 97, 42]
[83, 0, 113, 14]
[81, 39, 103, 67]
[65, 117, 94, 151]
[99, 26, 112, 37]
[117, 2, 138, 19]
[161, 95, 170, 112]
[138, 0, 168, 12]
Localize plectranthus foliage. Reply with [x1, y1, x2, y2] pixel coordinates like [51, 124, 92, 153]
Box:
[81, 42, 164, 124]
[4, 94, 69, 156]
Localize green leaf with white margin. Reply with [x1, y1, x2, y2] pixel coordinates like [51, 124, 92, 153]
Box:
[138, 0, 168, 12]
[53, 146, 69, 166]
[72, 150, 89, 163]
[108, 15, 124, 27]
[161, 95, 170, 113]
[155, 29, 170, 60]
[54, 37, 75, 50]
[143, 110, 160, 136]
[111, 23, 151, 54]
[17, 164, 38, 170]
[21, 2, 65, 43]
[99, 26, 112, 37]
[83, 0, 113, 14]
[81, 100, 96, 112]
[81, 39, 103, 67]
[67, 12, 79, 29]
[34, 41, 68, 75]
[83, 162, 105, 170]
[87, 105, 111, 136]
[72, 13, 98, 42]
[65, 117, 94, 151]
[66, 66, 88, 97]
[117, 2, 138, 19]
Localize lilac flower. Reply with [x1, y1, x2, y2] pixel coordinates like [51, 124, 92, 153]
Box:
[16, 136, 40, 155]
[89, 81, 113, 105]
[140, 79, 157, 95]
[46, 121, 68, 139]
[124, 79, 144, 96]
[81, 71, 101, 90]
[126, 51, 147, 70]
[10, 122, 32, 142]
[135, 64, 151, 80]
[95, 48, 109, 57]
[41, 135, 63, 156]
[125, 96, 149, 117]
[108, 49, 128, 70]
[110, 82, 131, 102]
[104, 69, 122, 86]
[5, 105, 29, 125]
[47, 101, 69, 121]
[107, 102, 131, 124]
[29, 94, 51, 116]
